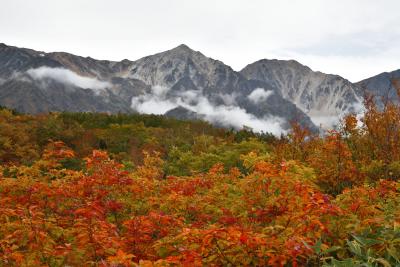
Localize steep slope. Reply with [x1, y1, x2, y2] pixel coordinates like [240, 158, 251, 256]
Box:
[0, 77, 129, 114]
[0, 43, 147, 114]
[0, 43, 316, 134]
[129, 44, 248, 94]
[127, 45, 317, 133]
[241, 59, 363, 127]
[357, 69, 400, 107]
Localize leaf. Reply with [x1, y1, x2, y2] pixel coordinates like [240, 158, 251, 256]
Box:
[314, 239, 322, 254]
[374, 258, 391, 267]
[347, 240, 363, 257]
[158, 246, 169, 258]
[352, 235, 382, 247]
[387, 247, 400, 263]
[323, 246, 342, 255]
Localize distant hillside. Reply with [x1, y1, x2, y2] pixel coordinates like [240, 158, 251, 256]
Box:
[241, 59, 363, 127]
[1, 42, 400, 134]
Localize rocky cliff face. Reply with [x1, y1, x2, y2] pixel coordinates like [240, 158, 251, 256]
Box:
[0, 43, 316, 134]
[125, 45, 316, 133]
[4, 42, 397, 134]
[241, 59, 362, 126]
[241, 59, 363, 127]
[0, 43, 147, 114]
[357, 69, 400, 107]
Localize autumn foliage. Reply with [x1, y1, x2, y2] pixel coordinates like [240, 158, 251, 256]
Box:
[1, 88, 400, 266]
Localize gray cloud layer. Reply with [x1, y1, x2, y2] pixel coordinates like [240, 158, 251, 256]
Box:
[0, 0, 399, 82]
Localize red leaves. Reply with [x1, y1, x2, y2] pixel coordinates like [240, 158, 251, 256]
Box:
[74, 201, 105, 219]
[106, 249, 135, 266]
[307, 131, 363, 194]
[85, 149, 109, 169]
[43, 141, 75, 161]
[123, 212, 182, 260]
[3, 96, 400, 266]
[164, 177, 213, 196]
[1, 141, 398, 266]
[218, 208, 239, 225]
[105, 200, 123, 213]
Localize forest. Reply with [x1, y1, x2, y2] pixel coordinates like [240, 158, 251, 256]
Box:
[0, 92, 400, 266]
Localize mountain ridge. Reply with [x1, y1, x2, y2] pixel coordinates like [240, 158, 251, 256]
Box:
[0, 42, 398, 134]
[240, 58, 363, 127]
[356, 69, 400, 107]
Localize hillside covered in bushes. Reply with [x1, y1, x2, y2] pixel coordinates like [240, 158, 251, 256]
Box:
[0, 94, 400, 266]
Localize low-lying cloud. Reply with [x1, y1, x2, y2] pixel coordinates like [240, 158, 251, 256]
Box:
[310, 115, 341, 129]
[27, 67, 110, 90]
[310, 100, 365, 129]
[247, 88, 274, 104]
[131, 86, 286, 135]
[187, 97, 285, 135]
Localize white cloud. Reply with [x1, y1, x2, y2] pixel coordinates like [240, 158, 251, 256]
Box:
[131, 86, 286, 135]
[27, 67, 110, 90]
[2, 0, 399, 83]
[151, 85, 170, 96]
[247, 88, 274, 104]
[183, 96, 285, 135]
[219, 93, 238, 105]
[309, 101, 366, 129]
[131, 85, 178, 114]
[310, 116, 340, 129]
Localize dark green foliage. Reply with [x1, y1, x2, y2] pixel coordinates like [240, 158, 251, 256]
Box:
[0, 111, 273, 174]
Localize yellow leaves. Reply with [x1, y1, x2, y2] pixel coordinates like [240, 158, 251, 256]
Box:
[206, 162, 223, 174]
[253, 161, 278, 177]
[0, 116, 39, 163]
[332, 179, 400, 247]
[43, 141, 75, 161]
[1, 106, 400, 266]
[394, 220, 400, 231]
[240, 151, 270, 171]
[136, 151, 165, 180]
[85, 149, 110, 169]
[307, 131, 362, 194]
[107, 249, 136, 266]
[138, 260, 155, 267]
[344, 114, 359, 135]
[241, 151, 259, 170]
[360, 92, 400, 165]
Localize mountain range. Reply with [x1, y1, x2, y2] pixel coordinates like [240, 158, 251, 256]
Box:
[0, 43, 398, 135]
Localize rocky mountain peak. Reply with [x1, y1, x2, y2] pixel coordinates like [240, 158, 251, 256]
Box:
[128, 44, 229, 89]
[241, 59, 363, 127]
[4, 42, 397, 134]
[172, 44, 193, 52]
[357, 69, 400, 107]
[244, 59, 313, 76]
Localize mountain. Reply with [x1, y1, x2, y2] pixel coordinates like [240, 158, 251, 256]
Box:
[357, 69, 400, 107]
[0, 43, 316, 134]
[126, 45, 317, 133]
[0, 43, 148, 114]
[240, 59, 363, 127]
[165, 106, 204, 121]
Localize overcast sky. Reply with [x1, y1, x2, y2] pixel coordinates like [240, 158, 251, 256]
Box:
[1, 0, 399, 82]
